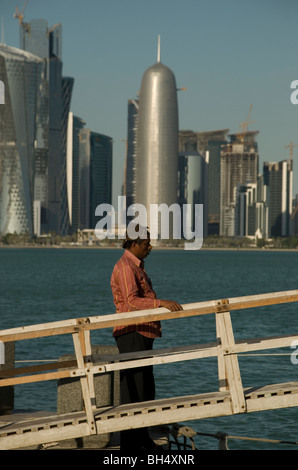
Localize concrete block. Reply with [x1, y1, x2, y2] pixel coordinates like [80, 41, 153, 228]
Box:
[57, 345, 119, 448]
[0, 342, 14, 415]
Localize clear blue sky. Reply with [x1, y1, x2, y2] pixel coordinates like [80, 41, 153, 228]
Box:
[1, 0, 298, 206]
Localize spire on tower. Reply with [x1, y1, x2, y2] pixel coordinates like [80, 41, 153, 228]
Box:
[157, 34, 161, 63]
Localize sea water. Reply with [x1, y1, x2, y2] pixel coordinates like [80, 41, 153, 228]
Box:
[0, 247, 298, 450]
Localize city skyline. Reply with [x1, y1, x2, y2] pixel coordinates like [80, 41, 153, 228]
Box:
[1, 0, 298, 207]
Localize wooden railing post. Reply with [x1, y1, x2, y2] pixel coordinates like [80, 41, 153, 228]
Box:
[215, 299, 246, 414]
[72, 318, 96, 435]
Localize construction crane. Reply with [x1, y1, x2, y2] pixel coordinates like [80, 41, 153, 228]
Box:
[13, 0, 28, 25]
[238, 104, 255, 142]
[285, 141, 298, 163]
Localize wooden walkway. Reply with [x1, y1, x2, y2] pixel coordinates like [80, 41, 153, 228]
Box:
[1, 289, 298, 450]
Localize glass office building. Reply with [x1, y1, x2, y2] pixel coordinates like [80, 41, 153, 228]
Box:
[178, 152, 208, 238]
[0, 45, 45, 235]
[178, 129, 229, 235]
[20, 19, 73, 236]
[79, 129, 113, 230]
[263, 160, 293, 237]
[66, 113, 86, 233]
[125, 99, 139, 209]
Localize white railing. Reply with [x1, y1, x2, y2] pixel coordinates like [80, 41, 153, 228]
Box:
[1, 289, 298, 435]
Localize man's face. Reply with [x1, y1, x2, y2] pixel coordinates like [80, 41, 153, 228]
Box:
[132, 238, 152, 260]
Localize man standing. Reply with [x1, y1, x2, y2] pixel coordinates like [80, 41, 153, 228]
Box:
[110, 225, 182, 452]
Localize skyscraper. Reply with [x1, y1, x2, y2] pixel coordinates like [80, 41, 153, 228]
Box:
[263, 160, 293, 237]
[178, 151, 208, 238]
[79, 129, 113, 230]
[220, 131, 259, 236]
[135, 41, 179, 236]
[235, 182, 257, 236]
[291, 195, 298, 236]
[66, 113, 86, 233]
[235, 178, 268, 238]
[179, 129, 229, 235]
[20, 19, 74, 236]
[125, 99, 139, 209]
[0, 45, 44, 235]
[197, 130, 229, 235]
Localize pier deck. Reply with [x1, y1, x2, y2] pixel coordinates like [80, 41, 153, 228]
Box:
[1, 381, 298, 450]
[1, 290, 298, 450]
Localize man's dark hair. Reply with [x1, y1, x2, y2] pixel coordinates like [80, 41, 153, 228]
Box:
[122, 224, 150, 249]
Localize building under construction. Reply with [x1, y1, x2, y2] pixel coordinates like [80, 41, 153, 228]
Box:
[220, 131, 259, 236]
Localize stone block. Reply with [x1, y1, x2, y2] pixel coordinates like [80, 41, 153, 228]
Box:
[57, 344, 119, 448]
[0, 342, 14, 415]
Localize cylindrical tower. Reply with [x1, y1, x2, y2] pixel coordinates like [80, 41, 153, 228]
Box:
[135, 57, 179, 236]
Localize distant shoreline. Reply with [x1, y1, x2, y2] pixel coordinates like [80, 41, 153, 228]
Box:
[1, 244, 298, 252]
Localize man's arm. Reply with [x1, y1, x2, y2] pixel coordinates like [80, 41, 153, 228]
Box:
[116, 263, 182, 313]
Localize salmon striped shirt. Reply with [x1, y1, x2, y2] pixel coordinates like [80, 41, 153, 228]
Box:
[111, 249, 161, 338]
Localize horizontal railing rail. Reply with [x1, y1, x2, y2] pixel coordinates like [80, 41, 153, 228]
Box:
[1, 289, 298, 343]
[0, 289, 298, 385]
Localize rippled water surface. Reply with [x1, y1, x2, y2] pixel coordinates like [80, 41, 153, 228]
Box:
[1, 247, 298, 449]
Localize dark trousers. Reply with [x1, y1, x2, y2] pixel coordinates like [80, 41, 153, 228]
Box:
[115, 332, 155, 451]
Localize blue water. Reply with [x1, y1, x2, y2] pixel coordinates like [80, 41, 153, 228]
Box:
[1, 247, 298, 450]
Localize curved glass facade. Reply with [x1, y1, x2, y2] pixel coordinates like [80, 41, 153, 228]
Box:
[0, 20, 74, 236]
[0, 45, 44, 235]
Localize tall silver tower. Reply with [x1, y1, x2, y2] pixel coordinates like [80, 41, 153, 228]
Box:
[135, 38, 179, 236]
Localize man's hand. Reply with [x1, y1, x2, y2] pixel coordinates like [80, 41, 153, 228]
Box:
[159, 300, 183, 312]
